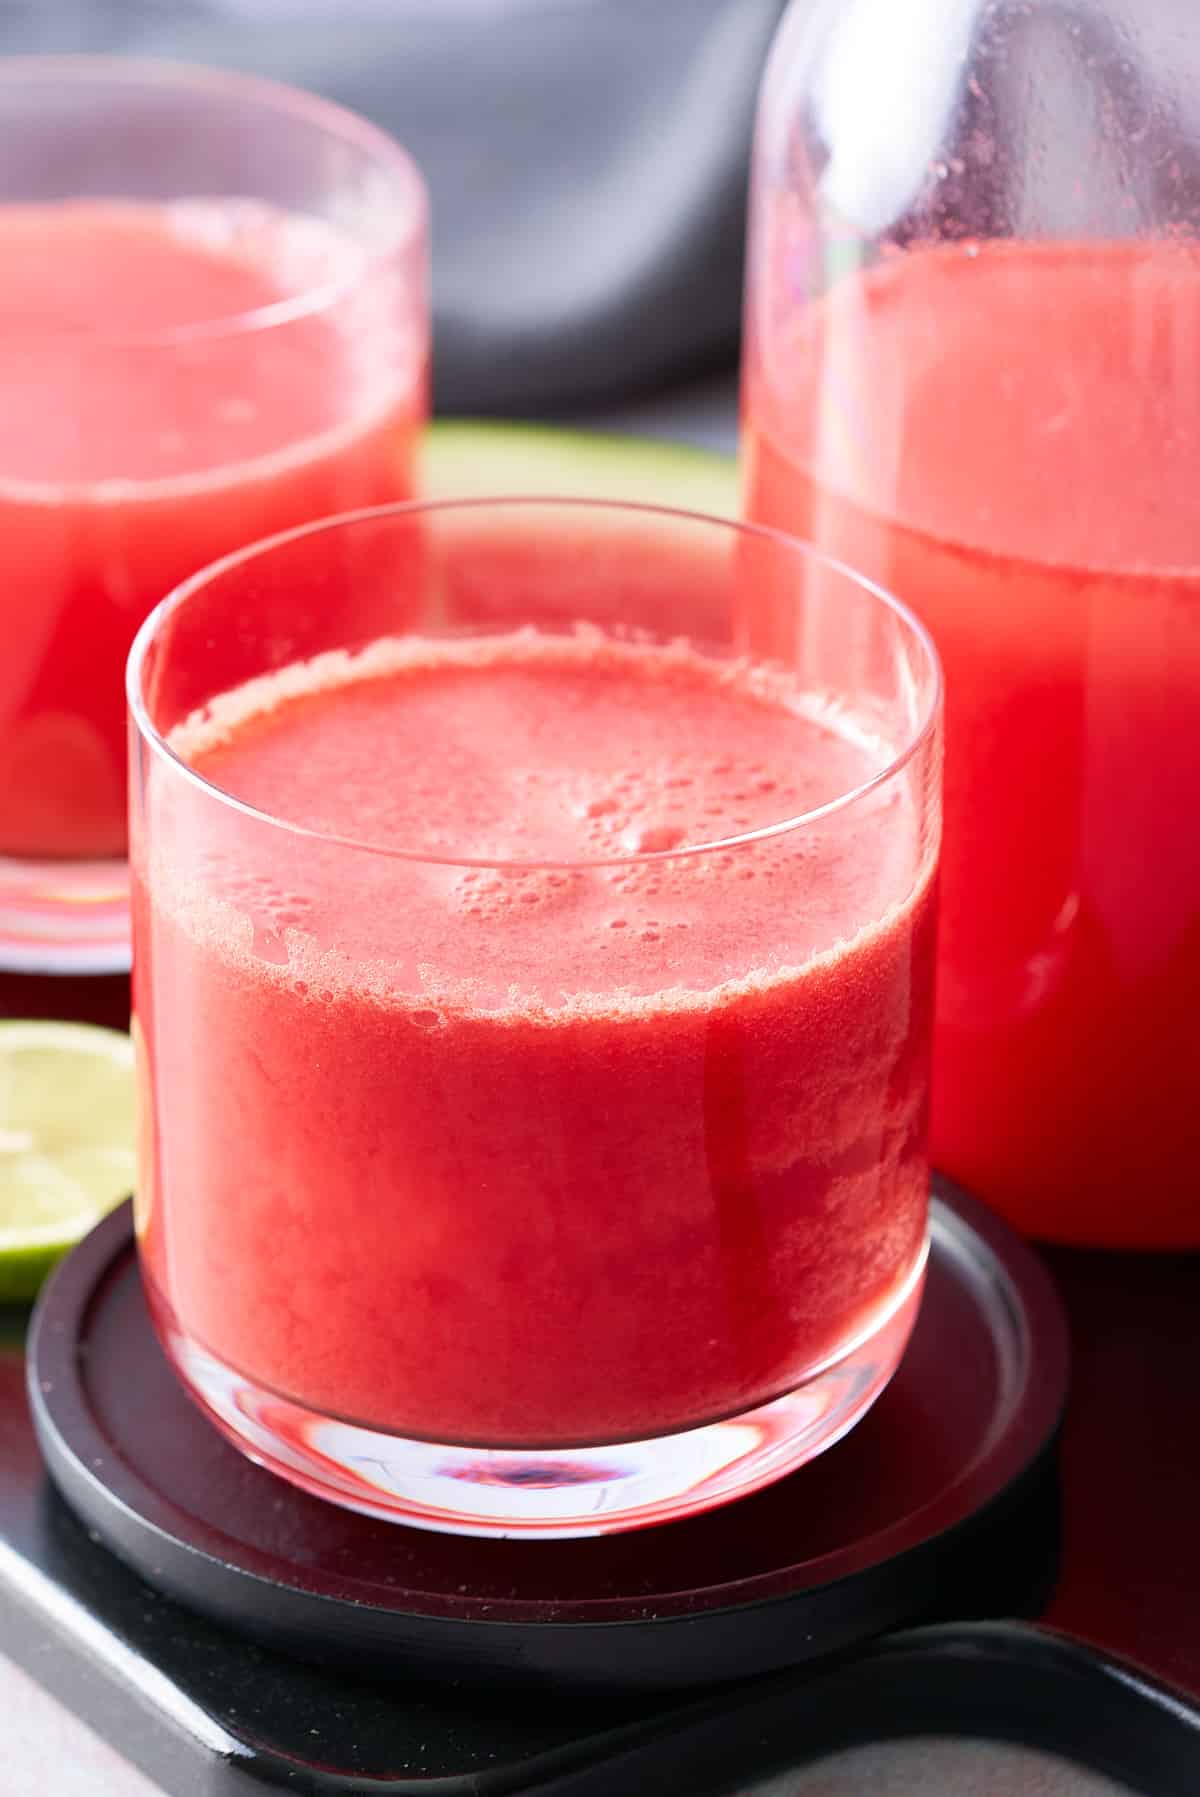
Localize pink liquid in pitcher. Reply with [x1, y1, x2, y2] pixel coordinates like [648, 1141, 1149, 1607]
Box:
[745, 240, 1200, 1245]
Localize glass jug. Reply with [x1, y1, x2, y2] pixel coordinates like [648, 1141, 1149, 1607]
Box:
[742, 0, 1200, 1246]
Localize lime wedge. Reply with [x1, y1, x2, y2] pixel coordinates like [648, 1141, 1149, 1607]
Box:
[0, 1020, 136, 1302]
[423, 419, 738, 516]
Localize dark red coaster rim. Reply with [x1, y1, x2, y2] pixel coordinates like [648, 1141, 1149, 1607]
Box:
[26, 1177, 1069, 1690]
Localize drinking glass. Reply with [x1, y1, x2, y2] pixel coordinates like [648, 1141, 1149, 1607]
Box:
[0, 56, 428, 972]
[743, 0, 1200, 1245]
[128, 497, 942, 1538]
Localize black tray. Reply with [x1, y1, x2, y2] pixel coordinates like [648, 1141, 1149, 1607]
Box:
[532, 1622, 1200, 1796]
[27, 1178, 1068, 1700]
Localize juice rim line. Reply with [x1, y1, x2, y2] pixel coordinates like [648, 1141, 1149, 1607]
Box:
[0, 54, 429, 347]
[745, 239, 1200, 583]
[745, 392, 1200, 587]
[126, 494, 944, 875]
[0, 373, 422, 509]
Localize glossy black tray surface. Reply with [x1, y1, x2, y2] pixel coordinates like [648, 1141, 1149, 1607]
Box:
[27, 1178, 1067, 1699]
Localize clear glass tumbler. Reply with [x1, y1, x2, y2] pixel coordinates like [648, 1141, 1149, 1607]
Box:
[743, 0, 1200, 1246]
[128, 497, 942, 1538]
[0, 56, 427, 973]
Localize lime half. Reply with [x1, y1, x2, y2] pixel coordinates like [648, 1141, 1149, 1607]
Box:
[0, 1020, 136, 1302]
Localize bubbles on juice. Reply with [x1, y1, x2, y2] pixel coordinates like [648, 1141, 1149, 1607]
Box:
[559, 751, 802, 871]
[450, 865, 582, 922]
[627, 822, 685, 855]
[189, 850, 321, 965]
[245, 883, 315, 936]
[407, 1008, 443, 1032]
[251, 921, 290, 965]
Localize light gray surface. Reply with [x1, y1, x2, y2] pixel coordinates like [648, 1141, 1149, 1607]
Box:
[1, 1650, 169, 1797]
[745, 1736, 1139, 1796]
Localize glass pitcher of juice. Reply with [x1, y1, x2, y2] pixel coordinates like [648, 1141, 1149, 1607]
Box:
[742, 0, 1200, 1246]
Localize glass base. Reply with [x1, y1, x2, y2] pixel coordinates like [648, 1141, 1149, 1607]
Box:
[156, 1255, 927, 1539]
[0, 855, 130, 973]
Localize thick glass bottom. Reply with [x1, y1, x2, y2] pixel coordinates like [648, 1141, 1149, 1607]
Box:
[153, 1249, 928, 1539]
[0, 855, 129, 973]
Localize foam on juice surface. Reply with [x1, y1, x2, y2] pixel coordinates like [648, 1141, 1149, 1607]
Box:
[158, 629, 929, 1012]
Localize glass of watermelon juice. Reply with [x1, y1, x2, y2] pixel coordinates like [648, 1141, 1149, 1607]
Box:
[0, 57, 428, 974]
[127, 497, 942, 1538]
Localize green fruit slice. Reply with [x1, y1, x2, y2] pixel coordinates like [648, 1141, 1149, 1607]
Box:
[423, 419, 737, 515]
[0, 1021, 135, 1302]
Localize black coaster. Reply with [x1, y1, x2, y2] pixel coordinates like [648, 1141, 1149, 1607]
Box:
[27, 1176, 1068, 1693]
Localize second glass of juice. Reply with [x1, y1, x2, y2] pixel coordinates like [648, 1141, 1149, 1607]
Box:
[0, 55, 427, 971]
[129, 497, 942, 1538]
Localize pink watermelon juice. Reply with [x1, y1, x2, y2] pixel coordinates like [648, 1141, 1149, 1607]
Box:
[0, 198, 424, 862]
[135, 620, 936, 1449]
[744, 240, 1200, 1246]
